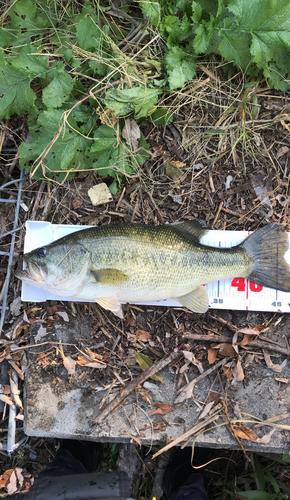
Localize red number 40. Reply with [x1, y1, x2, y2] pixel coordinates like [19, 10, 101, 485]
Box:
[231, 278, 263, 292]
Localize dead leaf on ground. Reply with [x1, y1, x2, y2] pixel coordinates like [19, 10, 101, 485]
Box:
[263, 350, 284, 373]
[232, 424, 259, 441]
[276, 146, 289, 159]
[34, 325, 47, 343]
[76, 354, 106, 369]
[122, 119, 140, 151]
[0, 394, 15, 408]
[154, 422, 167, 431]
[208, 343, 236, 364]
[149, 403, 175, 416]
[206, 391, 221, 406]
[57, 311, 69, 322]
[232, 359, 244, 384]
[255, 428, 276, 444]
[182, 350, 203, 373]
[62, 355, 76, 375]
[0, 469, 14, 490]
[72, 198, 83, 209]
[223, 365, 233, 380]
[10, 377, 23, 409]
[36, 352, 51, 368]
[136, 330, 152, 340]
[208, 348, 218, 364]
[174, 384, 193, 404]
[199, 401, 215, 420]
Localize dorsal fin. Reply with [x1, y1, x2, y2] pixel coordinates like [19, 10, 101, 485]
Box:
[171, 220, 208, 241]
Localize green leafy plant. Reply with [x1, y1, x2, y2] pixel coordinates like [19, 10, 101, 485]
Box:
[142, 0, 290, 90]
[1, 0, 290, 189]
[0, 0, 154, 191]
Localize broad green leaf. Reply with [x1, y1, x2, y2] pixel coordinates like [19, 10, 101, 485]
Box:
[193, 24, 210, 54]
[150, 108, 173, 125]
[104, 87, 160, 118]
[0, 28, 13, 48]
[10, 44, 49, 79]
[218, 30, 252, 70]
[165, 47, 197, 89]
[42, 62, 74, 108]
[91, 125, 117, 154]
[76, 15, 101, 50]
[139, 0, 161, 27]
[93, 149, 118, 178]
[191, 1, 202, 23]
[135, 353, 165, 384]
[0, 53, 36, 119]
[7, 0, 49, 48]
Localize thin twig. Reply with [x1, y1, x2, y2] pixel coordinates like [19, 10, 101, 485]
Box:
[183, 333, 290, 357]
[152, 411, 221, 459]
[91, 351, 181, 424]
[176, 358, 229, 397]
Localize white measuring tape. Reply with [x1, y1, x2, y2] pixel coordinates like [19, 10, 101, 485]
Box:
[21, 222, 290, 313]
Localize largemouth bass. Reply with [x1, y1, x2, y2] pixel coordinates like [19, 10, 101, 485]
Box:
[16, 221, 290, 318]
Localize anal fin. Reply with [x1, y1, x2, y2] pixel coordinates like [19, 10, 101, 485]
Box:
[95, 296, 123, 319]
[175, 286, 209, 313]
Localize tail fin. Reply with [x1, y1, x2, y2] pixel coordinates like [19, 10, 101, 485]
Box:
[240, 224, 290, 292]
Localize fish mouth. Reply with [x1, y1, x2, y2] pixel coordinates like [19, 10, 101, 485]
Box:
[16, 259, 47, 284]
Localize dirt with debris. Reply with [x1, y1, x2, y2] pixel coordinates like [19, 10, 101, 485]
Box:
[1, 79, 290, 497]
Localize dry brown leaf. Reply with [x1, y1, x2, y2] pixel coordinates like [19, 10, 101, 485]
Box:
[62, 355, 76, 375]
[255, 428, 276, 444]
[263, 350, 284, 373]
[136, 330, 152, 340]
[6, 469, 19, 495]
[72, 198, 83, 209]
[76, 354, 106, 369]
[276, 146, 289, 159]
[8, 361, 24, 381]
[171, 160, 186, 169]
[222, 365, 233, 380]
[199, 401, 215, 420]
[0, 469, 14, 489]
[10, 378, 23, 409]
[122, 119, 140, 151]
[174, 384, 193, 404]
[182, 351, 203, 373]
[232, 424, 259, 441]
[232, 359, 244, 384]
[34, 325, 47, 343]
[208, 348, 218, 364]
[207, 391, 221, 406]
[219, 344, 236, 357]
[149, 403, 175, 416]
[36, 352, 51, 368]
[0, 394, 15, 408]
[57, 311, 69, 322]
[154, 422, 167, 431]
[15, 468, 24, 490]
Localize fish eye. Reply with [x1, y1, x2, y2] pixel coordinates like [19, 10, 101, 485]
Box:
[37, 248, 46, 258]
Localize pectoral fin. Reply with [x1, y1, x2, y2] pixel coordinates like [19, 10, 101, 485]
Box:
[91, 268, 129, 286]
[175, 286, 208, 313]
[95, 296, 123, 319]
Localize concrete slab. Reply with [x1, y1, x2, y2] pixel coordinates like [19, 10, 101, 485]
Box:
[24, 308, 290, 454]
